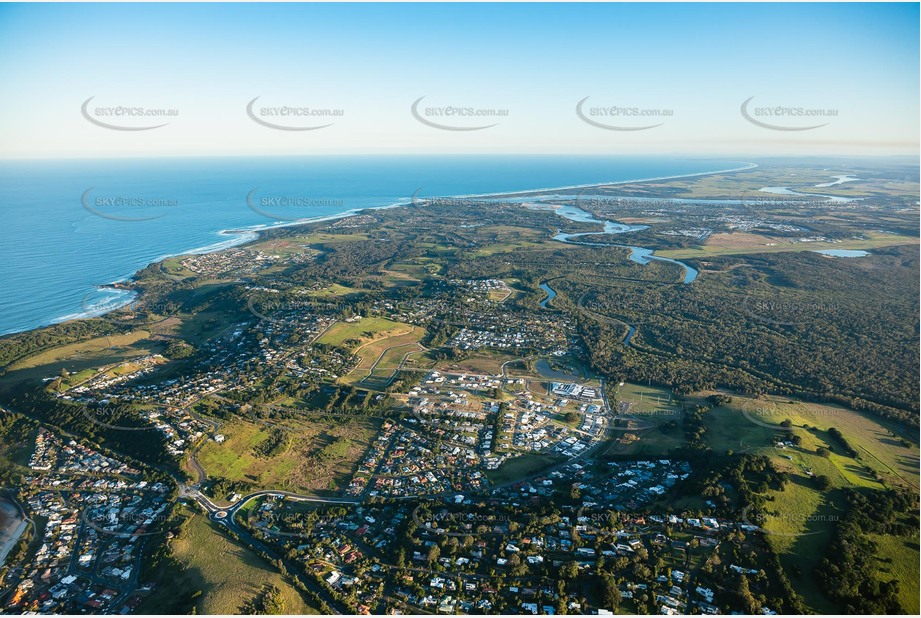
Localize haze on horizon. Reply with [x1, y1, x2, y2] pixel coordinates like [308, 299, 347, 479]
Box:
[0, 1, 918, 159]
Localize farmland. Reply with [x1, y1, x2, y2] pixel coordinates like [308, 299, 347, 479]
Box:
[658, 230, 919, 259]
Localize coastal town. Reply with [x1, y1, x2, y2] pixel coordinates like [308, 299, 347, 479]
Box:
[0, 320, 790, 617]
[236, 461, 782, 617]
[0, 266, 702, 615]
[0, 162, 917, 616]
[3, 428, 171, 614]
[1, 1, 920, 615]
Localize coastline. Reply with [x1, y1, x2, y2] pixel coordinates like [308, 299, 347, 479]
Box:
[426, 161, 758, 200]
[46, 209, 408, 330]
[8, 161, 757, 338]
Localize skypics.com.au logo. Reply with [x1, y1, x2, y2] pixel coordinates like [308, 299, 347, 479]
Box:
[411, 96, 508, 131]
[740, 505, 837, 537]
[740, 96, 837, 131]
[576, 97, 672, 131]
[246, 188, 346, 221]
[81, 97, 178, 131]
[738, 399, 840, 432]
[246, 97, 344, 131]
[81, 188, 178, 222]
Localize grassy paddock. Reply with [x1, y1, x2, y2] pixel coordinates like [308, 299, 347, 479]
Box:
[485, 453, 563, 485]
[140, 506, 319, 615]
[315, 317, 412, 347]
[658, 232, 918, 259]
[342, 326, 425, 385]
[5, 331, 153, 372]
[690, 391, 919, 612]
[869, 532, 921, 614]
[196, 417, 379, 494]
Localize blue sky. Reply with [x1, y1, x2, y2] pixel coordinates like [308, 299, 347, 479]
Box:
[0, 2, 917, 157]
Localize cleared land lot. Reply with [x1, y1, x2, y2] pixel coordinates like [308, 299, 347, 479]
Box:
[316, 317, 412, 347]
[357, 340, 428, 391]
[304, 283, 363, 298]
[341, 325, 426, 386]
[196, 417, 379, 495]
[450, 351, 544, 377]
[485, 453, 563, 485]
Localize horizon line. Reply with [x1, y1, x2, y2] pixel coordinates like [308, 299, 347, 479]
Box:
[2, 152, 919, 162]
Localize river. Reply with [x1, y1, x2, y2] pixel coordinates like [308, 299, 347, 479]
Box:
[537, 204, 699, 284]
[623, 325, 637, 346]
[758, 186, 856, 203]
[539, 282, 557, 308]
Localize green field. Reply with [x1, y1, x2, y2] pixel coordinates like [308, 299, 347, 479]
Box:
[761, 483, 845, 613]
[176, 308, 245, 349]
[869, 532, 921, 614]
[382, 261, 436, 282]
[700, 393, 918, 490]
[374, 340, 425, 370]
[304, 283, 363, 298]
[247, 237, 318, 258]
[296, 232, 370, 244]
[616, 382, 678, 416]
[159, 256, 198, 278]
[470, 240, 548, 257]
[606, 382, 685, 456]
[5, 331, 153, 372]
[140, 506, 319, 615]
[657, 231, 918, 259]
[440, 350, 531, 376]
[342, 325, 426, 386]
[691, 392, 919, 613]
[196, 417, 378, 495]
[485, 453, 563, 485]
[0, 334, 166, 403]
[699, 400, 889, 492]
[357, 342, 429, 390]
[315, 317, 413, 347]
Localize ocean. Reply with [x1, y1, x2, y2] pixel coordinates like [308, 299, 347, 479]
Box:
[0, 155, 749, 336]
